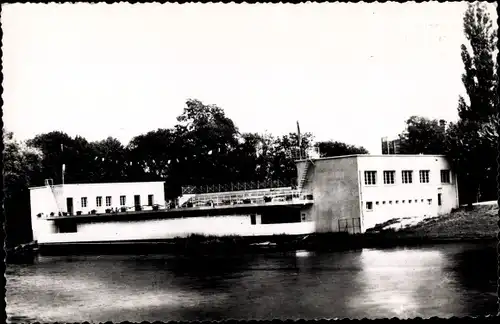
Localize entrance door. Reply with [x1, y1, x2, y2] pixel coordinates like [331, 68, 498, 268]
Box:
[134, 195, 141, 207]
[66, 197, 74, 215]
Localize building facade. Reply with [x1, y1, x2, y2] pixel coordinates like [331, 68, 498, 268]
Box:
[30, 181, 165, 216]
[30, 155, 459, 248]
[296, 154, 459, 233]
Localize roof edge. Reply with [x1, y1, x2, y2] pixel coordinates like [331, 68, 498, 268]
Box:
[29, 180, 166, 190]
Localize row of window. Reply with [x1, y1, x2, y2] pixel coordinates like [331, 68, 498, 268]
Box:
[80, 194, 154, 208]
[364, 169, 451, 185]
[365, 194, 442, 210]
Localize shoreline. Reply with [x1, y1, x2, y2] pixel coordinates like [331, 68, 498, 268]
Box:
[8, 203, 498, 258]
[7, 232, 496, 259]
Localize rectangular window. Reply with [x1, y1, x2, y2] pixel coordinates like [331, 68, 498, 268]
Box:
[148, 194, 154, 206]
[383, 171, 395, 184]
[81, 197, 87, 208]
[120, 195, 126, 206]
[96, 196, 102, 207]
[402, 170, 413, 184]
[440, 170, 451, 183]
[419, 170, 430, 183]
[364, 171, 377, 185]
[366, 201, 373, 211]
[106, 196, 112, 207]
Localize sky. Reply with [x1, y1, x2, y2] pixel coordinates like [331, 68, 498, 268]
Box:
[2, 3, 498, 155]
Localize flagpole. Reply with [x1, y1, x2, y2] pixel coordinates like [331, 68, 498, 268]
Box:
[61, 144, 65, 185]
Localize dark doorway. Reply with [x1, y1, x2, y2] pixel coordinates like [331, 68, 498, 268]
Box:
[438, 193, 442, 206]
[134, 195, 141, 207]
[66, 197, 74, 215]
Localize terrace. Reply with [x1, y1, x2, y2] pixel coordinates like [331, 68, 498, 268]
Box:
[40, 185, 314, 221]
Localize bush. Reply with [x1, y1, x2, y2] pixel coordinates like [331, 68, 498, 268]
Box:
[50, 212, 55, 217]
[243, 198, 251, 204]
[76, 211, 82, 215]
[120, 207, 127, 212]
[105, 208, 112, 213]
[91, 209, 97, 215]
[264, 196, 272, 203]
[152, 205, 159, 211]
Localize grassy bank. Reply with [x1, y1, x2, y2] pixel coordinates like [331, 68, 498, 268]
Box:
[391, 203, 498, 239]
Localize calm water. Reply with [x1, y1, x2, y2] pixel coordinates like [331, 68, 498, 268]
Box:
[6, 242, 498, 322]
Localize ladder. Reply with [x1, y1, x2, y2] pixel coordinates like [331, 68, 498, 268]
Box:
[45, 179, 63, 216]
[297, 160, 310, 192]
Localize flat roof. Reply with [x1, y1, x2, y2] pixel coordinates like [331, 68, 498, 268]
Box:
[296, 153, 446, 162]
[29, 180, 165, 190]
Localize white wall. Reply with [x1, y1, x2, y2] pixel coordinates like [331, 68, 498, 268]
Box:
[35, 216, 316, 244]
[30, 181, 165, 241]
[30, 181, 165, 215]
[357, 155, 459, 231]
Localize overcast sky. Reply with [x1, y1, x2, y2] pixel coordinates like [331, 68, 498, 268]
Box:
[2, 3, 497, 154]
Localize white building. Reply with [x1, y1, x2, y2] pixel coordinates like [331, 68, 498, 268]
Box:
[296, 154, 459, 233]
[29, 154, 460, 249]
[30, 181, 165, 218]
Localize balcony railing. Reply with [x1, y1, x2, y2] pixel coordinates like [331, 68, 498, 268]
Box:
[182, 179, 297, 195]
[183, 188, 314, 208]
[288, 147, 321, 160]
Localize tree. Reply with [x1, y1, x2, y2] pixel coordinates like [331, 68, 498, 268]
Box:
[90, 137, 128, 182]
[27, 131, 74, 185]
[398, 116, 448, 154]
[4, 131, 43, 247]
[175, 99, 240, 187]
[317, 140, 369, 157]
[269, 132, 314, 183]
[128, 128, 177, 178]
[447, 3, 498, 205]
[457, 2, 497, 122]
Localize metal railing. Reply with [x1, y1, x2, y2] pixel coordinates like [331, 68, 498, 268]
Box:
[183, 188, 314, 208]
[288, 147, 321, 160]
[182, 179, 297, 195]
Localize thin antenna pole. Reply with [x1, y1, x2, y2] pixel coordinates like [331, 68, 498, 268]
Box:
[61, 143, 65, 185]
[297, 121, 301, 159]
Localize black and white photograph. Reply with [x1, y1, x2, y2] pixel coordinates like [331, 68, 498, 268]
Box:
[3, 2, 498, 322]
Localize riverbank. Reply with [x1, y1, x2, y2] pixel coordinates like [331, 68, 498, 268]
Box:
[8, 203, 498, 258]
[380, 202, 498, 239]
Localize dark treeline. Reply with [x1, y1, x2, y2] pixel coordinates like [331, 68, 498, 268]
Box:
[3, 99, 367, 248]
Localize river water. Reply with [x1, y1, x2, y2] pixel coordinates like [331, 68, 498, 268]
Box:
[6, 241, 498, 322]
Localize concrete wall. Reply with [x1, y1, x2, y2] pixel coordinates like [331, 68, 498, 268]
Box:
[357, 155, 459, 232]
[297, 156, 361, 233]
[30, 181, 165, 241]
[35, 216, 316, 244]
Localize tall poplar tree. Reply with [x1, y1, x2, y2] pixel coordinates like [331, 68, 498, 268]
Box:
[446, 2, 498, 204]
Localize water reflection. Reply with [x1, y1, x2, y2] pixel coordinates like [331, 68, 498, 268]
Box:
[6, 242, 497, 322]
[351, 248, 462, 318]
